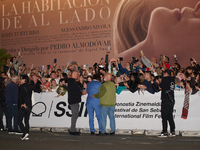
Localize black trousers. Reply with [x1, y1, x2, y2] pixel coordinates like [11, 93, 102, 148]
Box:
[161, 99, 175, 133]
[18, 107, 31, 134]
[0, 105, 4, 129]
[0, 104, 8, 129]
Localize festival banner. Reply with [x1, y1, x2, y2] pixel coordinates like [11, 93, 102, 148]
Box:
[30, 90, 200, 131]
[1, 0, 120, 69]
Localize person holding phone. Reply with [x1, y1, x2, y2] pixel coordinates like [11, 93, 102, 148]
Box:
[117, 58, 133, 76]
[11, 52, 23, 75]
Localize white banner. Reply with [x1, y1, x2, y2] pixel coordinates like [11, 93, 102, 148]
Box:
[30, 90, 200, 131]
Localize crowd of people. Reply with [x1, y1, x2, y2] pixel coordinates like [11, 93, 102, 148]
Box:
[0, 50, 200, 139]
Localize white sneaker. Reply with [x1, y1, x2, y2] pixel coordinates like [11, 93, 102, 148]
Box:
[15, 131, 23, 135]
[158, 132, 168, 138]
[24, 137, 29, 140]
[169, 132, 176, 137]
[21, 133, 29, 140]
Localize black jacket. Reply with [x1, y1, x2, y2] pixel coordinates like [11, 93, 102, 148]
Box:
[68, 78, 82, 105]
[18, 83, 33, 108]
[0, 87, 5, 106]
[127, 80, 138, 93]
[30, 80, 42, 93]
[160, 76, 175, 101]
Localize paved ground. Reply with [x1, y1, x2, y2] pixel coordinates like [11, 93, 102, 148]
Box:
[1, 131, 200, 150]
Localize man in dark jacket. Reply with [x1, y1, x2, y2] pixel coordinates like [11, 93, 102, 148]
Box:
[67, 71, 86, 135]
[158, 69, 175, 137]
[5, 76, 19, 133]
[30, 73, 41, 93]
[18, 75, 33, 140]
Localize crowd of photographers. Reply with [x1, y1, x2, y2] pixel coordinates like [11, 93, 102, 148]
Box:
[0, 50, 200, 132]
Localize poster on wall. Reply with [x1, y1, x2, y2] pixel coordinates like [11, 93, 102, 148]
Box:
[1, 0, 200, 69]
[1, 0, 120, 69]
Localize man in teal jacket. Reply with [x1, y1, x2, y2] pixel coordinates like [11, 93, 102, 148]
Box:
[93, 73, 116, 135]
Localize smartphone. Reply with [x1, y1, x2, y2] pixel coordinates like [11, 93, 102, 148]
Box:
[190, 58, 193, 61]
[174, 55, 177, 60]
[101, 58, 104, 60]
[23, 64, 26, 67]
[47, 65, 50, 69]
[18, 51, 21, 55]
[119, 57, 123, 61]
[108, 47, 111, 52]
[68, 60, 70, 63]
[178, 76, 182, 81]
[54, 58, 57, 63]
[160, 55, 163, 58]
[72, 61, 77, 64]
[42, 65, 45, 71]
[140, 50, 144, 55]
[86, 65, 89, 68]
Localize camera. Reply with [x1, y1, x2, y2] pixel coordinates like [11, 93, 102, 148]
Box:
[119, 57, 123, 61]
[190, 58, 193, 61]
[112, 63, 116, 68]
[132, 57, 139, 64]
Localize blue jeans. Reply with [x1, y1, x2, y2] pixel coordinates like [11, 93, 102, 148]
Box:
[87, 102, 101, 132]
[101, 106, 115, 133]
[7, 104, 18, 131]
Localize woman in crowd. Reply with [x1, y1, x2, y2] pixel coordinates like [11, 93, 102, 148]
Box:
[192, 73, 200, 94]
[56, 79, 67, 97]
[41, 77, 50, 92]
[10, 54, 23, 76]
[49, 79, 58, 92]
[60, 73, 68, 84]
[124, 73, 141, 93]
[117, 58, 133, 76]
[86, 76, 93, 83]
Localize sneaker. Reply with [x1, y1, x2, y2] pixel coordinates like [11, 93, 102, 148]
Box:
[24, 137, 29, 140]
[8, 131, 14, 134]
[21, 133, 29, 140]
[70, 132, 80, 136]
[91, 132, 95, 135]
[110, 132, 115, 135]
[15, 131, 23, 135]
[169, 132, 176, 137]
[68, 129, 80, 136]
[96, 132, 109, 136]
[158, 132, 168, 138]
